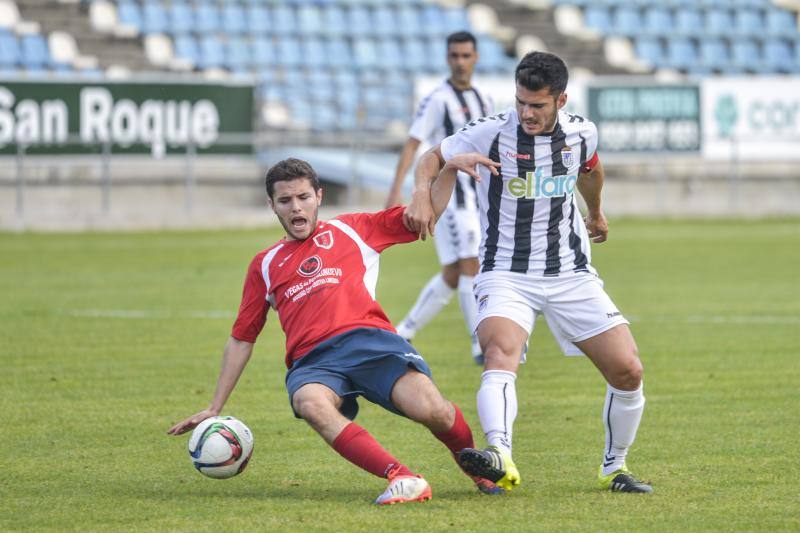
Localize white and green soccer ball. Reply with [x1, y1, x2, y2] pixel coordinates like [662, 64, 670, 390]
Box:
[188, 416, 254, 479]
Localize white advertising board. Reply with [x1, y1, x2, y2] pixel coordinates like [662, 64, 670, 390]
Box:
[702, 77, 800, 161]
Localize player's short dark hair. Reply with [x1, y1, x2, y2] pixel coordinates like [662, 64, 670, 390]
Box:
[515, 51, 569, 96]
[265, 158, 321, 199]
[446, 31, 477, 50]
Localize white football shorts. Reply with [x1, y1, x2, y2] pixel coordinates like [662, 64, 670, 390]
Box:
[473, 271, 629, 356]
[434, 204, 480, 265]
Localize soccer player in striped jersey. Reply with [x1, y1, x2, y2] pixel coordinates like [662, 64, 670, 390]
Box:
[386, 31, 493, 365]
[168, 158, 503, 504]
[405, 52, 652, 493]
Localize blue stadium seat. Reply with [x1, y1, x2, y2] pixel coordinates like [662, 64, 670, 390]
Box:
[401, 38, 427, 71]
[443, 7, 470, 33]
[377, 38, 403, 69]
[397, 6, 422, 37]
[643, 7, 672, 36]
[763, 39, 794, 72]
[353, 38, 378, 69]
[584, 6, 613, 35]
[297, 6, 323, 35]
[168, 2, 193, 35]
[246, 6, 270, 35]
[195, 4, 220, 34]
[421, 4, 446, 36]
[734, 9, 762, 37]
[302, 37, 327, 68]
[674, 10, 703, 36]
[476, 39, 509, 73]
[198, 35, 224, 69]
[766, 8, 798, 38]
[20, 34, 50, 70]
[225, 37, 251, 70]
[698, 38, 728, 70]
[142, 1, 168, 34]
[665, 37, 696, 69]
[373, 6, 397, 37]
[613, 6, 642, 37]
[731, 40, 761, 71]
[116, 1, 142, 33]
[425, 37, 447, 72]
[173, 35, 199, 67]
[271, 6, 297, 36]
[276, 37, 302, 67]
[705, 9, 734, 37]
[634, 36, 664, 68]
[251, 37, 275, 68]
[347, 6, 372, 37]
[321, 5, 347, 37]
[222, 4, 247, 35]
[326, 37, 353, 69]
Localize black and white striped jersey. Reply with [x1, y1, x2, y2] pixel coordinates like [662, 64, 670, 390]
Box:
[409, 80, 493, 210]
[440, 108, 600, 277]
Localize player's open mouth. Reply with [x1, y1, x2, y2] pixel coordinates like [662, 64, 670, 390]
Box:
[291, 216, 307, 228]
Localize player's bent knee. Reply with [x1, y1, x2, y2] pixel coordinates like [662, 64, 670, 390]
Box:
[615, 358, 643, 390]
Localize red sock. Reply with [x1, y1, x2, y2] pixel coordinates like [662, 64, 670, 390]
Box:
[332, 422, 413, 478]
[432, 403, 475, 455]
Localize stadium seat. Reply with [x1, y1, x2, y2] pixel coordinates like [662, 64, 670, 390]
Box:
[20, 33, 50, 70]
[195, 4, 220, 34]
[0, 30, 20, 69]
[705, 9, 734, 37]
[583, 6, 613, 35]
[271, 6, 297, 36]
[116, 1, 142, 34]
[401, 38, 427, 71]
[321, 6, 347, 37]
[347, 6, 372, 37]
[302, 37, 327, 68]
[642, 7, 672, 36]
[298, 6, 323, 35]
[276, 37, 302, 67]
[222, 4, 247, 35]
[734, 9, 763, 37]
[168, 2, 193, 35]
[634, 36, 664, 68]
[421, 4, 446, 36]
[173, 34, 199, 67]
[613, 6, 642, 37]
[443, 7, 470, 33]
[397, 6, 422, 37]
[766, 8, 798, 38]
[246, 6, 270, 35]
[377, 38, 403, 69]
[142, 1, 168, 34]
[665, 37, 696, 69]
[698, 38, 729, 70]
[373, 6, 397, 37]
[198, 35, 224, 70]
[225, 37, 251, 70]
[763, 38, 794, 72]
[353, 37, 378, 69]
[251, 37, 275, 68]
[674, 10, 703, 36]
[731, 40, 761, 71]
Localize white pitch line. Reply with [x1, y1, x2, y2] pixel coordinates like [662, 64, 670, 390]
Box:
[64, 309, 236, 319]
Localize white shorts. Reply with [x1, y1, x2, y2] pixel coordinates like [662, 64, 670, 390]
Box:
[434, 205, 480, 265]
[474, 271, 629, 356]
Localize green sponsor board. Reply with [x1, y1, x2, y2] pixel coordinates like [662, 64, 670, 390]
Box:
[588, 84, 700, 153]
[0, 80, 253, 156]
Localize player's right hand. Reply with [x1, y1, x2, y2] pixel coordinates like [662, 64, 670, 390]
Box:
[404, 189, 436, 240]
[167, 408, 219, 435]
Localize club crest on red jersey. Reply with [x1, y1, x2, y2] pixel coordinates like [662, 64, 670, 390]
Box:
[298, 255, 322, 277]
[313, 230, 334, 249]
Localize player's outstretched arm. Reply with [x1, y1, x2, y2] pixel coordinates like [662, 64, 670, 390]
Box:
[431, 152, 500, 219]
[167, 336, 254, 435]
[577, 159, 608, 243]
[386, 137, 422, 208]
[404, 146, 446, 240]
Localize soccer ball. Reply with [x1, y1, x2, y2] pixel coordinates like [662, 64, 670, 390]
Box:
[188, 416, 254, 479]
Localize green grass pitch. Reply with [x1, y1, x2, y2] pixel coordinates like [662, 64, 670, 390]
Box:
[2, 218, 798, 531]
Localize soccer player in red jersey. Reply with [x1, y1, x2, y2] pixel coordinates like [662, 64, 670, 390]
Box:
[168, 158, 502, 504]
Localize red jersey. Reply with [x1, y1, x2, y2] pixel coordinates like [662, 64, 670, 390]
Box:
[231, 206, 418, 368]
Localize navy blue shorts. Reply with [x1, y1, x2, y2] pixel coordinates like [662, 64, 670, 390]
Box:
[285, 328, 432, 420]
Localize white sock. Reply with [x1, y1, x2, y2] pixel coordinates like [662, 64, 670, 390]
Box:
[396, 274, 454, 340]
[477, 370, 517, 457]
[601, 382, 645, 476]
[457, 275, 481, 358]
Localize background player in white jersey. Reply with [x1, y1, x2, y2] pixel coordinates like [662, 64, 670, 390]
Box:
[386, 31, 492, 364]
[405, 52, 652, 493]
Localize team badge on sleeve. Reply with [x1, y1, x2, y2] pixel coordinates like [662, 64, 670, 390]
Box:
[313, 230, 334, 249]
[561, 146, 574, 168]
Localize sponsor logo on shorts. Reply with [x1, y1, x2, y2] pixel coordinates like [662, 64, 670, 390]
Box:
[297, 255, 322, 277]
[478, 295, 489, 312]
[606, 311, 621, 318]
[404, 352, 423, 361]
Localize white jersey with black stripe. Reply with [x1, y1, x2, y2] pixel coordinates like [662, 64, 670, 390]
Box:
[409, 80, 493, 211]
[440, 108, 599, 277]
